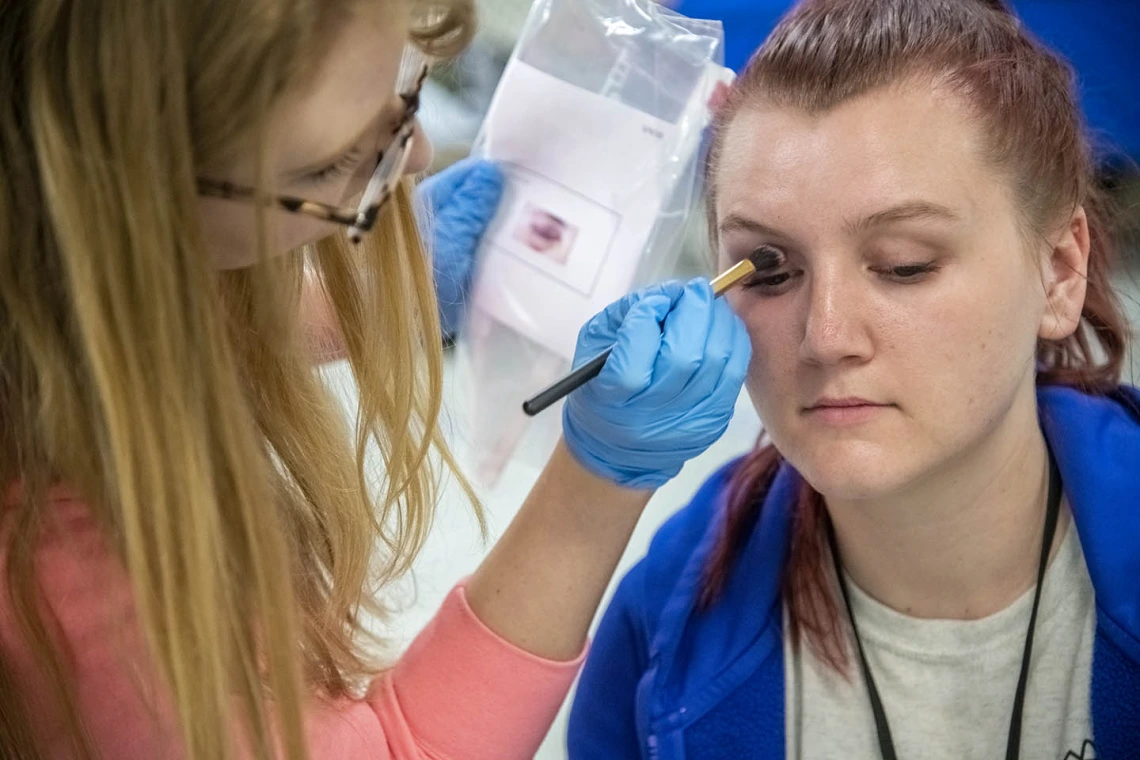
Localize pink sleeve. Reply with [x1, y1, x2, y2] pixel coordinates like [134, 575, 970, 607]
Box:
[368, 583, 586, 760]
[4, 501, 584, 759]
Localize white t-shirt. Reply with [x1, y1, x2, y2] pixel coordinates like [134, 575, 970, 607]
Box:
[785, 520, 1097, 760]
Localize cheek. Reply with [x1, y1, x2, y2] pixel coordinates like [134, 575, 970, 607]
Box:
[726, 291, 800, 414]
[199, 198, 334, 269]
[909, 256, 1043, 404]
[871, 230, 1042, 384]
[199, 198, 256, 269]
[275, 213, 338, 253]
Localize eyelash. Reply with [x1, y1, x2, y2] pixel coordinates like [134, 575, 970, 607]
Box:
[302, 146, 367, 185]
[742, 262, 940, 292]
[743, 270, 797, 291]
[873, 262, 941, 282]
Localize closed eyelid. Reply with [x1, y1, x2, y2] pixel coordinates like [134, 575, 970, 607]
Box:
[284, 99, 406, 182]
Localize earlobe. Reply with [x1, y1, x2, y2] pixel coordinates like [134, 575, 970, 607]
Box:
[1038, 205, 1090, 342]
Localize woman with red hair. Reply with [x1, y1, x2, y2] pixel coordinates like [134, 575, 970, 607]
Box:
[569, 1, 1139, 758]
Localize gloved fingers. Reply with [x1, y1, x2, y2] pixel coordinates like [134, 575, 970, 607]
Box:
[574, 280, 685, 358]
[561, 278, 728, 490]
[674, 296, 748, 406]
[436, 288, 466, 339]
[419, 160, 504, 273]
[603, 280, 687, 333]
[648, 278, 714, 402]
[419, 159, 504, 339]
[685, 315, 751, 424]
[420, 157, 500, 209]
[432, 162, 505, 236]
[591, 292, 675, 402]
[710, 320, 752, 404]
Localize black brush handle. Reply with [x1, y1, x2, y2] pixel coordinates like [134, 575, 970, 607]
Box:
[522, 348, 612, 416]
[519, 248, 783, 417]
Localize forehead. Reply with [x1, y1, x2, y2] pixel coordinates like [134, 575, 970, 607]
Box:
[268, 5, 410, 166]
[714, 82, 1006, 230]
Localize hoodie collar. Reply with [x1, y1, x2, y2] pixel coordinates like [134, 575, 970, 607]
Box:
[650, 384, 1140, 719]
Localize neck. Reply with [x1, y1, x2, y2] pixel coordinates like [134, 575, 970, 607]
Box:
[827, 390, 1067, 620]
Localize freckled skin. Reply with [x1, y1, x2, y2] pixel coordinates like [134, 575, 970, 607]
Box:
[714, 81, 1082, 503]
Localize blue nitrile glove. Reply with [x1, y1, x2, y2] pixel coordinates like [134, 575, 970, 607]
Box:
[562, 278, 752, 490]
[416, 158, 505, 340]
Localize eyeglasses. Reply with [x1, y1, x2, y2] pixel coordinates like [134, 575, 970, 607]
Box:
[197, 47, 431, 244]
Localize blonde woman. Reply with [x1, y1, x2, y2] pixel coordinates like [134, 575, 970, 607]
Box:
[0, 0, 750, 758]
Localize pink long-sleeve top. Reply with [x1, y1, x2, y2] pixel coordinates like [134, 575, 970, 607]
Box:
[0, 492, 584, 758]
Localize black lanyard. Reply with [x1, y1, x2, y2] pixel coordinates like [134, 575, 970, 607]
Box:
[828, 447, 1063, 760]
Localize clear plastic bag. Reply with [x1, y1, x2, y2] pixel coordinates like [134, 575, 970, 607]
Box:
[455, 0, 729, 485]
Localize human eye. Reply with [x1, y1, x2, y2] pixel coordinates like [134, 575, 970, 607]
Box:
[299, 146, 367, 186]
[870, 262, 941, 283]
[742, 268, 802, 295]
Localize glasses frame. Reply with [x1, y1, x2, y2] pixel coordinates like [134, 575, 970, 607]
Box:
[197, 52, 431, 244]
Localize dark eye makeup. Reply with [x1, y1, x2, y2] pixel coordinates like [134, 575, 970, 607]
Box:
[743, 269, 798, 290]
[736, 249, 942, 295]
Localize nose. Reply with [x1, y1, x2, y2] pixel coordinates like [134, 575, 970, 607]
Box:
[341, 119, 433, 207]
[798, 264, 873, 366]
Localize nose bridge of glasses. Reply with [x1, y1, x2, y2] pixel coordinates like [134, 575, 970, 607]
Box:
[343, 55, 429, 240]
[344, 92, 416, 195]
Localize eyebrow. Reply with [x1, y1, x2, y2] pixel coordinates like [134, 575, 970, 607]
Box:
[717, 214, 791, 241]
[718, 200, 961, 241]
[845, 200, 961, 235]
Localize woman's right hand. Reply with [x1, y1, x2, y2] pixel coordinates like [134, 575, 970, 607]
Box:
[561, 278, 752, 491]
[466, 277, 749, 664]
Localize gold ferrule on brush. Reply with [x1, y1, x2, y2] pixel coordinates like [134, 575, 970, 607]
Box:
[710, 258, 757, 296]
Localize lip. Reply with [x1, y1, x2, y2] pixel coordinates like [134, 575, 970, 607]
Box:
[531, 223, 562, 242]
[804, 397, 890, 426]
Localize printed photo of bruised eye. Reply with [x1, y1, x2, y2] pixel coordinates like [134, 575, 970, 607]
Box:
[513, 203, 578, 264]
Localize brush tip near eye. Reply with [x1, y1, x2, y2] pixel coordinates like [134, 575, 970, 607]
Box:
[750, 244, 786, 272]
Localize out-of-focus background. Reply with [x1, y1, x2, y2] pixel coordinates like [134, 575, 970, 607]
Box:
[326, 1, 1140, 757]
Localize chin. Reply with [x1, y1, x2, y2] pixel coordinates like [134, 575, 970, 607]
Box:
[778, 435, 923, 503]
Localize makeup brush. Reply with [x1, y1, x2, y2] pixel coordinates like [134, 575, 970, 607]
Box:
[521, 245, 786, 416]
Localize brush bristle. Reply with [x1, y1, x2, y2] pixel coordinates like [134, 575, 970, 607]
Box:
[749, 244, 786, 272]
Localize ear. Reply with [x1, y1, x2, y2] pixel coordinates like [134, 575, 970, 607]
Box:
[1038, 205, 1090, 342]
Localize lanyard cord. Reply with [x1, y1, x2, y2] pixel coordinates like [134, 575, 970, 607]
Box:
[827, 447, 1063, 760]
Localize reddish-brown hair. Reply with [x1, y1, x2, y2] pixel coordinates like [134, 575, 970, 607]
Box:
[699, 0, 1132, 673]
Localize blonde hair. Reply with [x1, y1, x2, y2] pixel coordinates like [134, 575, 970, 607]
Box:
[0, 1, 479, 758]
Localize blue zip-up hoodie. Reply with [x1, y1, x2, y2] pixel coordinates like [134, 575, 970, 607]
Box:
[568, 385, 1140, 759]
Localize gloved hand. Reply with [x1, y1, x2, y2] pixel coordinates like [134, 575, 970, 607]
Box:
[416, 158, 505, 340]
[562, 278, 751, 490]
